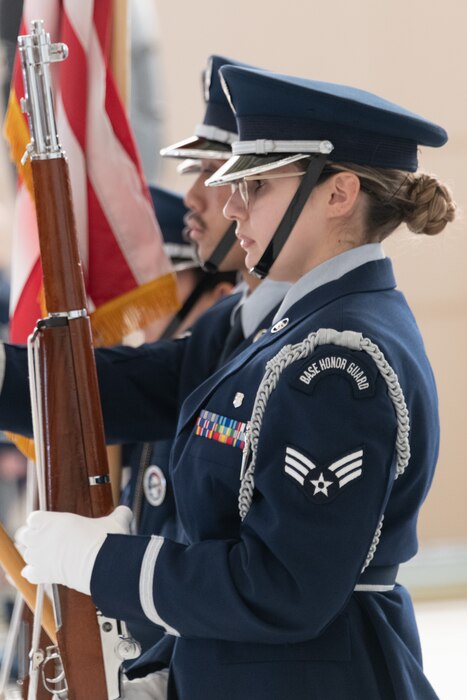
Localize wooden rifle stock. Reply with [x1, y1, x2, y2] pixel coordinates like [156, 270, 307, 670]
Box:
[32, 159, 113, 516]
[32, 158, 113, 700]
[18, 20, 127, 699]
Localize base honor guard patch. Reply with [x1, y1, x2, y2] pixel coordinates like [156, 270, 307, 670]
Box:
[284, 445, 364, 503]
[290, 347, 377, 398]
[195, 410, 248, 450]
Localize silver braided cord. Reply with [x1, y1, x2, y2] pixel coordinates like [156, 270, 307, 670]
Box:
[238, 328, 411, 572]
[361, 516, 385, 573]
[358, 336, 411, 478]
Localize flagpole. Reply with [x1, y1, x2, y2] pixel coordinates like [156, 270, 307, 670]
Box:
[111, 0, 131, 107]
[107, 0, 131, 506]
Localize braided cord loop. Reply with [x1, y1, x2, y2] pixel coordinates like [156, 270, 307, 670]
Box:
[238, 328, 411, 565]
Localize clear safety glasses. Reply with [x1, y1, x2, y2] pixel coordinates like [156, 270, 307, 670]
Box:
[230, 171, 306, 209]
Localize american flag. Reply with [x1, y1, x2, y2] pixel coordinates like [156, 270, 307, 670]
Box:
[4, 0, 178, 347]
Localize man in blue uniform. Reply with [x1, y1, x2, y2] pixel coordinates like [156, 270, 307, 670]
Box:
[125, 54, 291, 556]
[122, 183, 236, 547]
[118, 55, 292, 693]
[125, 53, 291, 577]
[11, 68, 456, 699]
[161, 54, 291, 328]
[120, 61, 291, 690]
[120, 184, 236, 697]
[160, 54, 243, 276]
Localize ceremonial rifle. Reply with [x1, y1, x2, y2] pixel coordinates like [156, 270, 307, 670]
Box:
[18, 20, 139, 699]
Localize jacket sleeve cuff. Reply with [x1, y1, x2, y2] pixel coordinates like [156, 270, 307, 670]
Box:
[90, 533, 179, 636]
[139, 537, 179, 636]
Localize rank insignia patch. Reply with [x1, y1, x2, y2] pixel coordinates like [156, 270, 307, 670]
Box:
[284, 445, 364, 503]
[195, 410, 247, 449]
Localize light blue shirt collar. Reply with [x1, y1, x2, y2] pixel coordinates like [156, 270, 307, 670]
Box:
[272, 244, 385, 323]
[233, 279, 292, 338]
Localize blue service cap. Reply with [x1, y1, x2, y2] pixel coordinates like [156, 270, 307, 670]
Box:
[160, 55, 250, 161]
[149, 186, 197, 268]
[207, 66, 448, 184]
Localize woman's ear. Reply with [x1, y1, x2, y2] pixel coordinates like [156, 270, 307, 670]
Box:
[326, 172, 361, 218]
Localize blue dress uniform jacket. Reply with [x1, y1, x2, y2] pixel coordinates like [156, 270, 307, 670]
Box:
[90, 258, 438, 700]
[0, 259, 439, 698]
[120, 437, 186, 659]
[120, 303, 279, 656]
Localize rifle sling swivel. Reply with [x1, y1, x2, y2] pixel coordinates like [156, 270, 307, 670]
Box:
[89, 475, 111, 486]
[37, 309, 88, 330]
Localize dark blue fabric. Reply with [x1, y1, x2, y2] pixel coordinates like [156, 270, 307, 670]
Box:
[121, 440, 186, 542]
[0, 292, 240, 441]
[120, 439, 187, 657]
[148, 186, 189, 251]
[202, 55, 252, 133]
[202, 100, 237, 135]
[239, 114, 418, 170]
[89, 259, 438, 699]
[220, 66, 447, 171]
[121, 303, 280, 656]
[0, 260, 440, 698]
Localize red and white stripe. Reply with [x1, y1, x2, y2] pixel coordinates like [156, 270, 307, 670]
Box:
[8, 0, 171, 339]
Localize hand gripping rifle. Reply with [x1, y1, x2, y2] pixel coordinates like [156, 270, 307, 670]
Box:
[18, 20, 140, 699]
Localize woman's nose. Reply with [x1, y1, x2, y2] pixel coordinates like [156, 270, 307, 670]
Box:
[223, 186, 247, 221]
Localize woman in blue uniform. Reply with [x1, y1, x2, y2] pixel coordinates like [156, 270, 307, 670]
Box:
[17, 67, 456, 699]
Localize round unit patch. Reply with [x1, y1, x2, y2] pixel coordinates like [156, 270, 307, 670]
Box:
[143, 465, 167, 507]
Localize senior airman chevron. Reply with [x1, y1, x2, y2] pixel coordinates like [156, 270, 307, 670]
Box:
[284, 446, 364, 503]
[195, 410, 248, 449]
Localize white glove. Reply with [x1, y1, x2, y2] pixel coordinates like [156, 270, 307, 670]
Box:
[121, 670, 169, 700]
[17, 506, 133, 595]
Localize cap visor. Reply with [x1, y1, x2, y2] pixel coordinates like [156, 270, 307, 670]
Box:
[176, 158, 202, 175]
[160, 135, 231, 160]
[205, 153, 309, 186]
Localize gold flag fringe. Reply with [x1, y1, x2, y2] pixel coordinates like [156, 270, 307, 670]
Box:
[4, 433, 35, 461]
[4, 93, 180, 462]
[3, 89, 34, 198]
[4, 91, 36, 460]
[90, 272, 180, 346]
[5, 274, 179, 460]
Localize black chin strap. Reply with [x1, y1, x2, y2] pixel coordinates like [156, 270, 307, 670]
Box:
[250, 155, 328, 279]
[159, 273, 212, 340]
[201, 222, 237, 273]
[161, 220, 238, 338]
